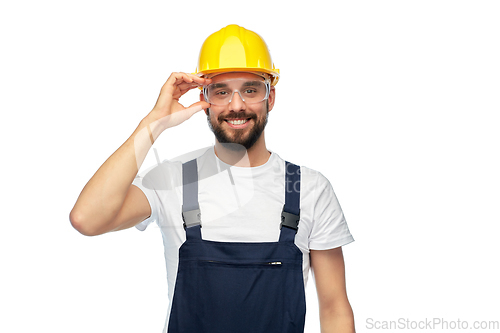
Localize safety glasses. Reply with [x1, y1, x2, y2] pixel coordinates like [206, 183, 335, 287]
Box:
[203, 78, 270, 106]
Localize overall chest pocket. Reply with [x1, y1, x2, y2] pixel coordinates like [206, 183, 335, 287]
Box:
[192, 258, 293, 332]
[199, 259, 283, 268]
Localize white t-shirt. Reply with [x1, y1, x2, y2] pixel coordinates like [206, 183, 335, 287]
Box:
[132, 146, 353, 328]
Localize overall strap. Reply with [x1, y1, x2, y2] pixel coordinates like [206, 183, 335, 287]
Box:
[279, 161, 301, 243]
[182, 159, 202, 240]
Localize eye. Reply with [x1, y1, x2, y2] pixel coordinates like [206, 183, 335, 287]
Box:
[215, 90, 230, 96]
[243, 88, 257, 94]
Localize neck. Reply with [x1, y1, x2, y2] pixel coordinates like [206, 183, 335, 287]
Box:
[214, 133, 270, 167]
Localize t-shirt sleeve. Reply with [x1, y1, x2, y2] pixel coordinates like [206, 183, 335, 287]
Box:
[308, 172, 354, 250]
[132, 174, 160, 231]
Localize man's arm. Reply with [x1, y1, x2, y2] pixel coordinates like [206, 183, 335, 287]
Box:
[310, 247, 355, 333]
[69, 72, 211, 236]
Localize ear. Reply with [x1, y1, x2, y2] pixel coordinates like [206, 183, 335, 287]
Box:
[200, 91, 209, 115]
[267, 86, 276, 112]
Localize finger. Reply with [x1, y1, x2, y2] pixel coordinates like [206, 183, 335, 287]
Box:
[172, 74, 206, 94]
[156, 73, 194, 106]
[179, 72, 211, 84]
[176, 86, 197, 98]
[155, 73, 211, 108]
[166, 72, 189, 85]
[163, 72, 194, 93]
[177, 81, 206, 95]
[178, 80, 201, 91]
[154, 72, 185, 106]
[168, 72, 212, 90]
[175, 76, 212, 98]
[167, 72, 211, 87]
[191, 75, 212, 86]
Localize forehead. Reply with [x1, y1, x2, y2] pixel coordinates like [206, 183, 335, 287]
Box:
[209, 72, 264, 83]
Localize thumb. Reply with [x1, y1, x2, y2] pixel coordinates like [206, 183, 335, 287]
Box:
[185, 101, 211, 118]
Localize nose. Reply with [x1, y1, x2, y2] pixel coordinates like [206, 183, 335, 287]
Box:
[228, 90, 246, 111]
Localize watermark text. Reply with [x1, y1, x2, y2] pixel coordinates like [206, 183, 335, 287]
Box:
[366, 317, 499, 330]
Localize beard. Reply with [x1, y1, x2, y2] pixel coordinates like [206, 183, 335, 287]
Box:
[207, 103, 269, 152]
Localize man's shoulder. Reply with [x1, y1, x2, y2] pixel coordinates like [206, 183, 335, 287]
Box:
[300, 165, 332, 194]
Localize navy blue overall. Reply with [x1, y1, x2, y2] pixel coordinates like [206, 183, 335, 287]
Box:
[167, 159, 306, 333]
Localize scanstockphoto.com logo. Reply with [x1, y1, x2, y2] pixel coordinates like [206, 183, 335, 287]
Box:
[366, 317, 499, 330]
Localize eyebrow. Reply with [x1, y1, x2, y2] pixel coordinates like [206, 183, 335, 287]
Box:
[211, 83, 228, 89]
[242, 81, 263, 87]
[211, 81, 263, 89]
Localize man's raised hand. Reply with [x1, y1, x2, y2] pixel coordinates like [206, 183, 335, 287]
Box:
[148, 72, 212, 132]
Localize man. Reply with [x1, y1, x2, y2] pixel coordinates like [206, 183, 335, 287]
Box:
[70, 24, 355, 333]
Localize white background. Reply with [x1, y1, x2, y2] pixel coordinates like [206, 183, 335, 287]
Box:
[1, 0, 499, 332]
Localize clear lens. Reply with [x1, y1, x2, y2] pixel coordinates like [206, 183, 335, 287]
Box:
[204, 78, 270, 106]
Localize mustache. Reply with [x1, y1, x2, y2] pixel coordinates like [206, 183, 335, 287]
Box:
[218, 112, 257, 121]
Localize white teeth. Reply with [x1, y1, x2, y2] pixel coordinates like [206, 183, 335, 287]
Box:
[227, 119, 248, 125]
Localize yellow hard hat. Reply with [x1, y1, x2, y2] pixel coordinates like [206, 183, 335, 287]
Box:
[195, 24, 280, 86]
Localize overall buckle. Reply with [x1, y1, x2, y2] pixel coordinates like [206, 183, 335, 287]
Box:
[280, 208, 300, 232]
[182, 208, 201, 229]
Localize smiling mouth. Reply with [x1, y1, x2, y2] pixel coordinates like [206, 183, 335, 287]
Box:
[225, 118, 251, 125]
